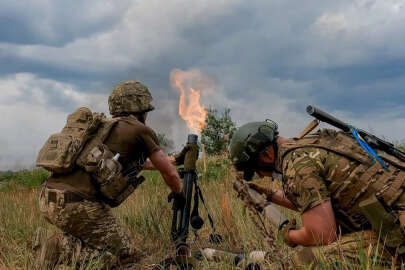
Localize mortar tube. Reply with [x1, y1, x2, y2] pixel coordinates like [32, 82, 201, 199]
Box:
[173, 134, 200, 243]
[187, 134, 198, 144]
[183, 134, 199, 171]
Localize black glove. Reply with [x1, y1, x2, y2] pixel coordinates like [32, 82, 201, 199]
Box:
[168, 191, 186, 209]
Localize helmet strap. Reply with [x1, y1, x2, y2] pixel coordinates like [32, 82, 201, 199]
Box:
[272, 140, 278, 162]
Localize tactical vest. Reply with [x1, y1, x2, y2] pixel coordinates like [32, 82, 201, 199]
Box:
[278, 129, 405, 231]
[77, 115, 145, 207]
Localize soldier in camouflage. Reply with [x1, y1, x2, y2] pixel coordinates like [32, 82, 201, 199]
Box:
[34, 81, 185, 269]
[229, 121, 405, 267]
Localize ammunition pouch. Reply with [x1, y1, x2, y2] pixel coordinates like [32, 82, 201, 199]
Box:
[359, 195, 405, 252]
[84, 144, 143, 207]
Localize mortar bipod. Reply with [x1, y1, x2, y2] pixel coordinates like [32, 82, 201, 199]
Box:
[192, 179, 222, 244]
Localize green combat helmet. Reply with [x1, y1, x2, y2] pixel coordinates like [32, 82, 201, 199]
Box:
[108, 80, 155, 116]
[229, 120, 279, 179]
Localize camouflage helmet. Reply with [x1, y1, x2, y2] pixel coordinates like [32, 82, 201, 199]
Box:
[229, 120, 279, 173]
[108, 80, 155, 116]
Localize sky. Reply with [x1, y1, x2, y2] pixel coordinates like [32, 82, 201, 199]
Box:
[1, 0, 405, 170]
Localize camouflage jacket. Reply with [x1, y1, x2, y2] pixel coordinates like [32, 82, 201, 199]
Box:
[275, 129, 405, 232]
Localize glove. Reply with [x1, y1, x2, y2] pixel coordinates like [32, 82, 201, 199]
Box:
[247, 182, 275, 201]
[168, 191, 186, 209]
[280, 219, 297, 248]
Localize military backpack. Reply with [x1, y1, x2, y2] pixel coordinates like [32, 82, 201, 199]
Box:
[36, 107, 106, 173]
[36, 107, 142, 207]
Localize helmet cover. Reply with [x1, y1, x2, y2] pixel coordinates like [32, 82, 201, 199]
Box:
[229, 120, 278, 174]
[108, 80, 155, 116]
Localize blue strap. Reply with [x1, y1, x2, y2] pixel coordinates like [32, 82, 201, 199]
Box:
[348, 125, 388, 171]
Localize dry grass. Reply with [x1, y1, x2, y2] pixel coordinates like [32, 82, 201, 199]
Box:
[0, 157, 400, 269]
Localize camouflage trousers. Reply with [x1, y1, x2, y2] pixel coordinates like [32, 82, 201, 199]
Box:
[38, 186, 135, 268]
[292, 230, 394, 269]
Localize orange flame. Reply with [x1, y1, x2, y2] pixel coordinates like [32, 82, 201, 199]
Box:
[171, 69, 207, 134]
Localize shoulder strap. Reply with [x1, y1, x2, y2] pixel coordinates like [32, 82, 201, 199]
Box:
[75, 117, 119, 169]
[99, 118, 120, 142]
[279, 129, 405, 170]
[278, 129, 372, 167]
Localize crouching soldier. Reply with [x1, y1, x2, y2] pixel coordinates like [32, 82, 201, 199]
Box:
[229, 120, 405, 268]
[34, 81, 185, 269]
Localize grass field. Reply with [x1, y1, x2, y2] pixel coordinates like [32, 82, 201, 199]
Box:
[0, 156, 401, 269]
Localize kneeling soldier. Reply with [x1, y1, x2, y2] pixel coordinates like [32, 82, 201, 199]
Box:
[34, 81, 184, 269]
[229, 120, 405, 268]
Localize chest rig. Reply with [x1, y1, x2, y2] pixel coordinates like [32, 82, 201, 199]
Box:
[76, 115, 145, 207]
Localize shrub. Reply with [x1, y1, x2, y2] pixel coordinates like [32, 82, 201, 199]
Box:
[201, 108, 236, 155]
[0, 169, 48, 191]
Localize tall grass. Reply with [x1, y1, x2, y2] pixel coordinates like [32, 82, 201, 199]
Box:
[0, 157, 401, 269]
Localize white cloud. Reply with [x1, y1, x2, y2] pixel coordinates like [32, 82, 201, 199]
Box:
[0, 73, 109, 170]
[0, 103, 65, 170]
[315, 13, 348, 36]
[306, 0, 405, 67]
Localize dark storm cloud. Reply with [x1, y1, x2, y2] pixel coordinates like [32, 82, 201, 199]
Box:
[188, 1, 405, 118]
[0, 0, 129, 46]
[1, 0, 405, 169]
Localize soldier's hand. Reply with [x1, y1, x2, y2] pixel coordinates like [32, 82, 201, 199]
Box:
[247, 182, 275, 200]
[280, 219, 298, 248]
[168, 191, 186, 209]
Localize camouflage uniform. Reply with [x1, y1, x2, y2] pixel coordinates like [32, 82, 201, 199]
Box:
[275, 130, 405, 267]
[37, 187, 135, 268]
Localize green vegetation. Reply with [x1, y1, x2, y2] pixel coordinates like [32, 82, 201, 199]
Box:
[0, 169, 48, 191]
[201, 108, 236, 155]
[0, 157, 400, 269]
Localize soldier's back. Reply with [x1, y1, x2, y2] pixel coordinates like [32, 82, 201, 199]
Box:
[46, 115, 160, 201]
